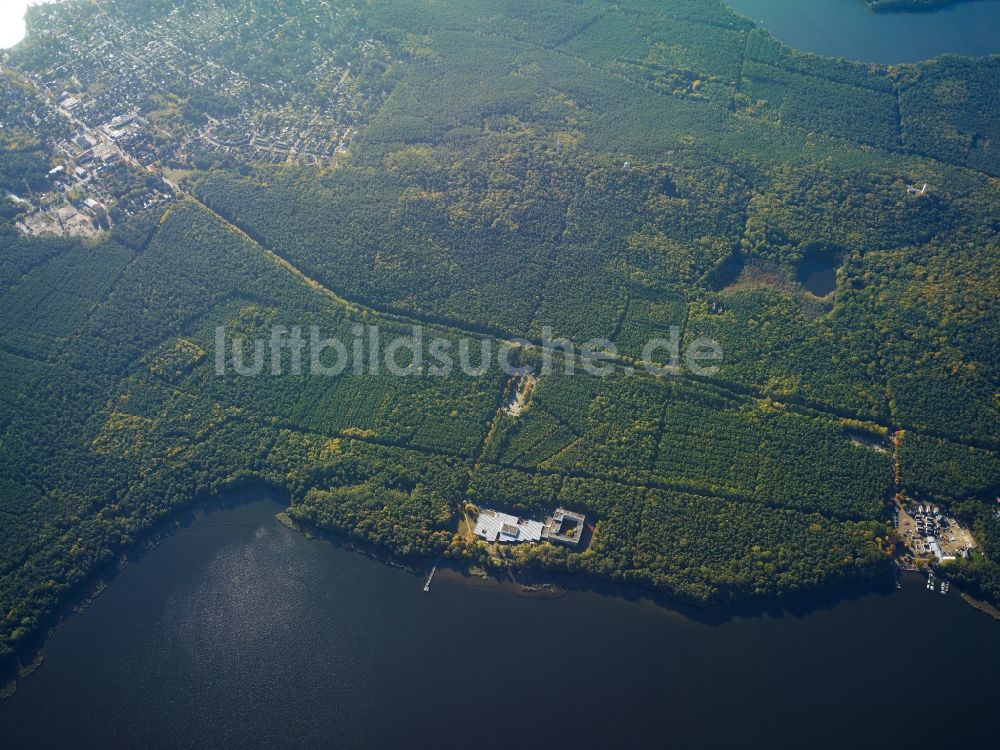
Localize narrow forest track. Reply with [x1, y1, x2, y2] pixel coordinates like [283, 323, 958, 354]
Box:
[12, 60, 995, 456]
[181, 190, 996, 460]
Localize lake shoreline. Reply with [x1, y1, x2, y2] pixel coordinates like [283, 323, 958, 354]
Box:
[725, 0, 1000, 63]
[868, 0, 986, 13]
[2, 480, 992, 702]
[3, 488, 996, 749]
[0, 481, 892, 698]
[961, 591, 1000, 620]
[0, 479, 288, 697]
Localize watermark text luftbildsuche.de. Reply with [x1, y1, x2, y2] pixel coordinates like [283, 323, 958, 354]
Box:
[214, 324, 722, 378]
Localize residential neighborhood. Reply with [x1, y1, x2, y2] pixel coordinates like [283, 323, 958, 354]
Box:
[1, 0, 395, 236]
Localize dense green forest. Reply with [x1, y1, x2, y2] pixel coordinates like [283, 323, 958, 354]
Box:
[0, 0, 998, 678]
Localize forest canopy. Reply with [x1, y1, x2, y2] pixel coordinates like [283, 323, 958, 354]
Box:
[0, 0, 997, 673]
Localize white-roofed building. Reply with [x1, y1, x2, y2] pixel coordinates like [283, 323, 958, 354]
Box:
[473, 509, 544, 544]
[928, 538, 943, 560]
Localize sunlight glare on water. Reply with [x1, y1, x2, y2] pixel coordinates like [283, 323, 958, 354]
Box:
[0, 1, 62, 50]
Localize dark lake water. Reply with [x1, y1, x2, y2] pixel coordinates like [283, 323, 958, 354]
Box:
[1, 489, 997, 749]
[798, 255, 839, 296]
[727, 0, 1000, 63]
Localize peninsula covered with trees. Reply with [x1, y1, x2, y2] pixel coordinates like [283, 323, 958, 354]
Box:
[867, 0, 983, 12]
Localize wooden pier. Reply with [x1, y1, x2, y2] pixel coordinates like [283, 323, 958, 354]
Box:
[423, 559, 439, 592]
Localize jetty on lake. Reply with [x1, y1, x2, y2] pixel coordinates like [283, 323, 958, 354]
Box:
[423, 558, 439, 592]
